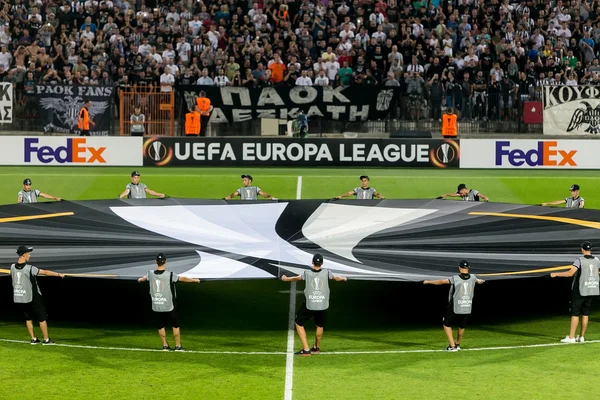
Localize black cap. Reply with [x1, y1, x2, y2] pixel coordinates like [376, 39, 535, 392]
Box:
[241, 174, 253, 181]
[456, 183, 466, 193]
[16, 245, 33, 255]
[581, 241, 592, 251]
[570, 184, 580, 191]
[156, 252, 167, 264]
[359, 175, 370, 181]
[459, 260, 470, 269]
[23, 178, 32, 185]
[312, 253, 324, 266]
[131, 171, 140, 177]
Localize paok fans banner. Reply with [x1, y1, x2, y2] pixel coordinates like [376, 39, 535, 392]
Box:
[143, 137, 460, 168]
[543, 85, 600, 135]
[179, 85, 400, 122]
[36, 85, 114, 136]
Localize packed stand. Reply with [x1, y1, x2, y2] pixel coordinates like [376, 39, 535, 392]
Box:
[2, 0, 598, 122]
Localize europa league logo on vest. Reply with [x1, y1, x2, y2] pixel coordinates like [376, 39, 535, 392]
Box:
[311, 277, 324, 291]
[16, 271, 22, 285]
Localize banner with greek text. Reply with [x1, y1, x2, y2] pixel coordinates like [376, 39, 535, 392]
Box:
[543, 85, 600, 135]
[178, 85, 400, 123]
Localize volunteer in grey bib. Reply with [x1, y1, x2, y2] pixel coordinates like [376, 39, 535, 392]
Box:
[130, 106, 146, 137]
[9, 245, 65, 345]
[119, 171, 166, 199]
[542, 184, 585, 208]
[281, 253, 347, 356]
[424, 260, 485, 352]
[336, 175, 385, 200]
[137, 253, 200, 351]
[438, 183, 489, 202]
[18, 178, 62, 203]
[224, 174, 275, 201]
[551, 241, 599, 343]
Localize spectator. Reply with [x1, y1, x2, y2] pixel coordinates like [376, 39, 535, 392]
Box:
[314, 70, 329, 87]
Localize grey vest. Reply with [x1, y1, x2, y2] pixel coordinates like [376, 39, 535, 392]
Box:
[355, 187, 376, 200]
[576, 256, 600, 296]
[304, 269, 331, 311]
[462, 189, 480, 202]
[127, 183, 147, 199]
[566, 197, 584, 208]
[450, 274, 477, 314]
[130, 113, 145, 132]
[19, 189, 39, 203]
[148, 271, 175, 312]
[239, 186, 259, 200]
[10, 264, 38, 303]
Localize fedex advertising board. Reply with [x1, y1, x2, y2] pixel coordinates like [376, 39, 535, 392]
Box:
[460, 139, 600, 169]
[0, 137, 142, 166]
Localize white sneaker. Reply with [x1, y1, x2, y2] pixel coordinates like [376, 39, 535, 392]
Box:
[560, 336, 576, 344]
[576, 336, 585, 343]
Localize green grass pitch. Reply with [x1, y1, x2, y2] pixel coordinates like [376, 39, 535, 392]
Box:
[1, 166, 600, 400]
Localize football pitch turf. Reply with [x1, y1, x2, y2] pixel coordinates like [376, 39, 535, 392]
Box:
[1, 166, 600, 399]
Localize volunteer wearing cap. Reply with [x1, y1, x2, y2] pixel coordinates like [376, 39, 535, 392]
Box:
[551, 241, 599, 343]
[281, 253, 347, 356]
[18, 178, 62, 203]
[137, 253, 200, 351]
[10, 245, 65, 345]
[335, 175, 385, 200]
[224, 174, 274, 200]
[438, 183, 489, 202]
[119, 171, 166, 199]
[542, 184, 585, 208]
[424, 260, 485, 352]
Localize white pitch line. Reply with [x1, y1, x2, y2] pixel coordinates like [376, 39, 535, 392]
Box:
[0, 338, 598, 356]
[284, 282, 297, 400]
[283, 176, 302, 400]
[295, 176, 303, 201]
[0, 339, 284, 355]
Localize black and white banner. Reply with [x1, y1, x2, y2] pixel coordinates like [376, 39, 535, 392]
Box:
[0, 199, 596, 281]
[543, 85, 600, 135]
[0, 82, 13, 123]
[179, 85, 400, 123]
[143, 137, 460, 168]
[37, 85, 114, 136]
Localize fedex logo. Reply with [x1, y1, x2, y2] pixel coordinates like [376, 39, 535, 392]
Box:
[24, 138, 106, 164]
[495, 141, 577, 167]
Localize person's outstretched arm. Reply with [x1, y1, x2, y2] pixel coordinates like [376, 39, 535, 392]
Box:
[281, 274, 303, 282]
[179, 277, 201, 283]
[542, 199, 567, 206]
[423, 279, 450, 285]
[336, 190, 355, 200]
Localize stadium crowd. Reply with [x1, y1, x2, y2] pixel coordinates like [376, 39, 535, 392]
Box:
[1, 0, 599, 121]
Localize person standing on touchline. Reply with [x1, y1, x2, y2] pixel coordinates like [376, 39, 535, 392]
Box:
[424, 260, 485, 352]
[281, 253, 347, 356]
[138, 253, 200, 351]
[335, 175, 385, 200]
[224, 174, 274, 200]
[10, 245, 65, 345]
[551, 241, 599, 343]
[18, 178, 62, 203]
[438, 183, 489, 202]
[119, 171, 166, 199]
[542, 184, 585, 208]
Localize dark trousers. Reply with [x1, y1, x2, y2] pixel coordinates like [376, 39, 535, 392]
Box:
[80, 130, 90, 136]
